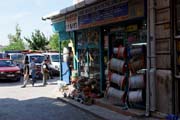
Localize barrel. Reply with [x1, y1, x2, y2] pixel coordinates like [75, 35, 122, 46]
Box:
[113, 46, 126, 58]
[130, 58, 145, 73]
[110, 58, 126, 74]
[129, 74, 145, 89]
[130, 47, 143, 57]
[107, 87, 125, 100]
[128, 90, 143, 103]
[110, 73, 125, 88]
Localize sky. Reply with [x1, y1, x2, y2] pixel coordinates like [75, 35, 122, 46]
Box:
[0, 0, 73, 46]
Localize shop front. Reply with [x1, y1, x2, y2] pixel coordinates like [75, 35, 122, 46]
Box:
[43, 0, 174, 116]
[64, 0, 148, 111]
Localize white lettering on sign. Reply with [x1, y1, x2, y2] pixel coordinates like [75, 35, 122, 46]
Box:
[66, 12, 79, 31]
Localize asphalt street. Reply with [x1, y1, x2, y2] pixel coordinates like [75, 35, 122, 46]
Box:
[0, 78, 102, 120]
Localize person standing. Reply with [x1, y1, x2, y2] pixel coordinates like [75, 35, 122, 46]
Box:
[42, 59, 49, 86]
[21, 61, 30, 88]
[30, 58, 36, 86]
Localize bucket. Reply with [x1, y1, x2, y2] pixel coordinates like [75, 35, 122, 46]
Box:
[110, 73, 125, 88]
[113, 46, 126, 58]
[110, 58, 126, 74]
[128, 90, 143, 103]
[107, 87, 125, 100]
[129, 74, 145, 89]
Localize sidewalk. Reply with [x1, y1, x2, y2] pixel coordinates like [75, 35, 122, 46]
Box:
[55, 92, 162, 120]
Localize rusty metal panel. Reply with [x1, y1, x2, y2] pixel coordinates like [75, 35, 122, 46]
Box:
[156, 39, 170, 53]
[156, 54, 171, 69]
[156, 8, 170, 23]
[156, 0, 170, 9]
[155, 24, 170, 39]
[156, 70, 172, 113]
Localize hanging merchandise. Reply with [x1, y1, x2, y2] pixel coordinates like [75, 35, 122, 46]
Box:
[113, 46, 127, 58]
[130, 47, 144, 57]
[107, 87, 125, 100]
[109, 58, 126, 73]
[129, 58, 145, 74]
[109, 72, 126, 88]
[129, 74, 145, 89]
[128, 90, 143, 103]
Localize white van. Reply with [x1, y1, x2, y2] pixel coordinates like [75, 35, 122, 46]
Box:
[43, 52, 60, 75]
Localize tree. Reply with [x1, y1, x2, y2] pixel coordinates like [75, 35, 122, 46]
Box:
[49, 33, 59, 50]
[3, 24, 25, 51]
[24, 30, 49, 50]
[49, 33, 71, 51]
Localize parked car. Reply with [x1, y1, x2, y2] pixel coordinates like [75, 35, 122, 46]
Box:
[24, 53, 45, 79]
[0, 59, 21, 81]
[43, 52, 61, 75]
[8, 53, 24, 73]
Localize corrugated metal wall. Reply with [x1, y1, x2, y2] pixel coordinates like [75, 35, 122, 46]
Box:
[155, 0, 173, 113]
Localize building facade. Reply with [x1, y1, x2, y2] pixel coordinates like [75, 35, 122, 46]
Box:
[43, 0, 180, 116]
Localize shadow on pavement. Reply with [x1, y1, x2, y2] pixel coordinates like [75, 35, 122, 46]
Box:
[0, 97, 101, 120]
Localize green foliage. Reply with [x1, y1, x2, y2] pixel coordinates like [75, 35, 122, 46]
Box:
[3, 24, 25, 51]
[25, 30, 49, 50]
[49, 33, 71, 51]
[49, 33, 59, 50]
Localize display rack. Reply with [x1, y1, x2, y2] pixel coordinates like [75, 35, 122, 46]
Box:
[106, 22, 147, 109]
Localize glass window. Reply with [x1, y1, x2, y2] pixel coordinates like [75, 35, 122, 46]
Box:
[0, 60, 14, 67]
[30, 56, 44, 63]
[51, 55, 60, 62]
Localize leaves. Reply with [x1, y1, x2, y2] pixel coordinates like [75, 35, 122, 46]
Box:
[3, 24, 25, 51]
[25, 30, 49, 50]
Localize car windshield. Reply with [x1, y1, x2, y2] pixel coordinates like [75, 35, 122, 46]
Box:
[11, 54, 24, 63]
[30, 56, 44, 63]
[0, 60, 15, 67]
[51, 55, 60, 62]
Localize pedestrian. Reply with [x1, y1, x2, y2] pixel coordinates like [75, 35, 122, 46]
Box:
[21, 61, 30, 88]
[42, 59, 49, 86]
[30, 57, 36, 86]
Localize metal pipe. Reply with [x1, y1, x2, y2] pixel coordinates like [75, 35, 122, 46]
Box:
[149, 0, 156, 112]
[146, 0, 156, 116]
[145, 0, 150, 116]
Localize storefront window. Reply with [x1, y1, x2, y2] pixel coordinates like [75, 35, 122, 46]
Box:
[176, 0, 180, 35]
[76, 29, 100, 79]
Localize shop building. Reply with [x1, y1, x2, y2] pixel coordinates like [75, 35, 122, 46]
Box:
[43, 0, 178, 116]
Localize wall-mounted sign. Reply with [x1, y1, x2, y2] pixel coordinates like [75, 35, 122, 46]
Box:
[65, 0, 145, 31]
[78, 0, 129, 29]
[66, 12, 79, 31]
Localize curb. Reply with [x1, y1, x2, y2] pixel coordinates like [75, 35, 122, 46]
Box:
[57, 97, 107, 120]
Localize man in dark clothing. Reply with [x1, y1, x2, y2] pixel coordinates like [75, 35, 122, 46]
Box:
[42, 59, 49, 86]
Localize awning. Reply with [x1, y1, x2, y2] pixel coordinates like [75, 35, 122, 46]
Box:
[42, 0, 98, 20]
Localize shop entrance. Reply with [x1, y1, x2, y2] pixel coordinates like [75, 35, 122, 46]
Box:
[103, 19, 147, 109]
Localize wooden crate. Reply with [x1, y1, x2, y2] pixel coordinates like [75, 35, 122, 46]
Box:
[156, 8, 170, 23]
[156, 54, 171, 69]
[156, 39, 170, 53]
[156, 0, 170, 9]
[155, 24, 170, 39]
[156, 70, 172, 113]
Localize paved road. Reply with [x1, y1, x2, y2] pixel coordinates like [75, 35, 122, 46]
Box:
[0, 78, 102, 120]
